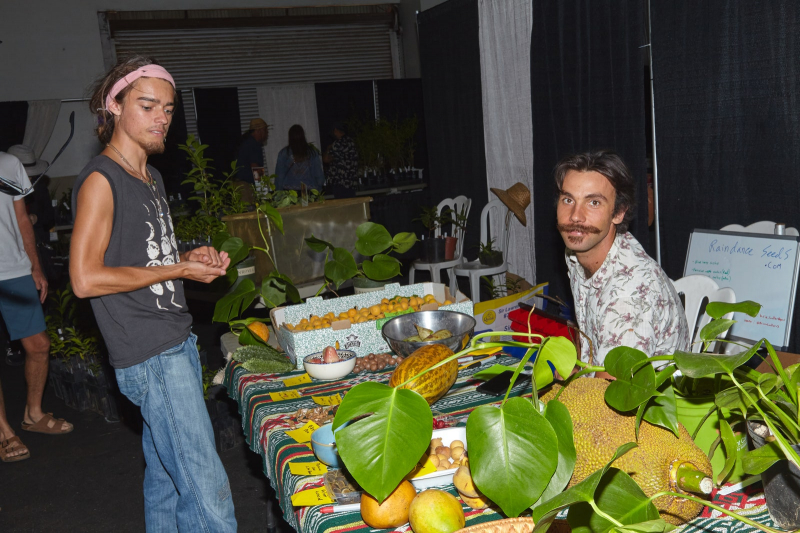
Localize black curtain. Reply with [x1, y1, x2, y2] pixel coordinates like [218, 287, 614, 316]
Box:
[0, 101, 28, 152]
[149, 95, 190, 196]
[530, 0, 649, 305]
[376, 79, 429, 172]
[314, 81, 375, 155]
[194, 88, 241, 178]
[651, 1, 800, 350]
[418, 0, 488, 256]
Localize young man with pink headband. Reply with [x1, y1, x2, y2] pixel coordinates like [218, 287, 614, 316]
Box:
[70, 56, 237, 531]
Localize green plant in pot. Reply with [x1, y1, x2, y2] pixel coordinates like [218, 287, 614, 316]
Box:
[478, 238, 503, 267]
[415, 206, 447, 263]
[304, 222, 417, 293]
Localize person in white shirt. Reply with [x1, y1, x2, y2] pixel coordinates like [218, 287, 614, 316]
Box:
[554, 150, 689, 377]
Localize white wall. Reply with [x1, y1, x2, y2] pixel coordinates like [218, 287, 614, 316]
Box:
[2, 0, 420, 176]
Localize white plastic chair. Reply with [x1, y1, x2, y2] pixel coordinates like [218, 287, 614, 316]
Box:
[409, 195, 472, 296]
[721, 221, 799, 236]
[671, 275, 736, 353]
[453, 199, 512, 303]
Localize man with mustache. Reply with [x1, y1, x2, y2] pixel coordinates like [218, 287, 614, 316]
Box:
[555, 150, 689, 376]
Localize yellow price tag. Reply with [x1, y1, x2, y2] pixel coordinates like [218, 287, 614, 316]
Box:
[468, 347, 502, 356]
[286, 421, 320, 443]
[289, 461, 328, 476]
[291, 486, 335, 506]
[408, 456, 438, 479]
[312, 394, 342, 406]
[269, 390, 302, 402]
[284, 373, 312, 387]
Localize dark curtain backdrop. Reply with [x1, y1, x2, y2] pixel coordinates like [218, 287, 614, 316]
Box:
[314, 81, 374, 154]
[530, 0, 649, 305]
[651, 1, 800, 350]
[418, 0, 488, 257]
[0, 101, 29, 152]
[376, 79, 429, 172]
[194, 88, 241, 179]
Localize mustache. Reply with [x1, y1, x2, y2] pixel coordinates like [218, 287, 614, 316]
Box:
[556, 223, 602, 234]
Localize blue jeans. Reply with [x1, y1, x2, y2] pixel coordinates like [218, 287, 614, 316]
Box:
[115, 334, 237, 532]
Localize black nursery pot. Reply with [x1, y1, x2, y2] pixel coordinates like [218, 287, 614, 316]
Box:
[748, 421, 800, 529]
[479, 251, 503, 267]
[424, 238, 447, 263]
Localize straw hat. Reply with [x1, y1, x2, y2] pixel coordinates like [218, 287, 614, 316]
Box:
[490, 182, 531, 226]
[249, 118, 268, 131]
[7, 145, 48, 176]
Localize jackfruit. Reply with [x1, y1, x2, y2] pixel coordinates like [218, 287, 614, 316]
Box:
[540, 378, 712, 525]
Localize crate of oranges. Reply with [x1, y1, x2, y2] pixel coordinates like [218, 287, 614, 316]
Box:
[270, 282, 473, 368]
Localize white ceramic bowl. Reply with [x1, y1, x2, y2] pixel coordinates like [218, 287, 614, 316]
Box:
[303, 350, 357, 380]
[410, 426, 467, 490]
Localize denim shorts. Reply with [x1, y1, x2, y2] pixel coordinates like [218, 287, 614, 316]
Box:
[0, 275, 46, 340]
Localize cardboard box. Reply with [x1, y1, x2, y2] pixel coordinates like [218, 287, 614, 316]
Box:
[472, 282, 548, 343]
[270, 282, 473, 368]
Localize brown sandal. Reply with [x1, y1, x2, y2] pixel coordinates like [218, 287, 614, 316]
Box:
[1, 436, 30, 462]
[21, 412, 73, 435]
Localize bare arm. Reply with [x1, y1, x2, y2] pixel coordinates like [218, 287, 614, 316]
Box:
[70, 172, 229, 299]
[14, 198, 47, 303]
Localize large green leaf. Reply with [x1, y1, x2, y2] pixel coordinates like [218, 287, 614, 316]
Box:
[392, 232, 417, 254]
[530, 443, 638, 533]
[305, 235, 334, 253]
[605, 347, 657, 412]
[699, 319, 736, 347]
[324, 247, 359, 288]
[642, 383, 679, 438]
[717, 419, 738, 485]
[705, 301, 761, 320]
[212, 231, 232, 250]
[261, 277, 289, 309]
[219, 236, 250, 268]
[261, 203, 284, 234]
[568, 468, 659, 533]
[532, 400, 576, 508]
[333, 382, 432, 503]
[741, 441, 783, 474]
[355, 222, 393, 256]
[467, 398, 559, 517]
[361, 254, 401, 281]
[212, 279, 258, 323]
[715, 383, 756, 418]
[673, 341, 762, 378]
[533, 337, 578, 388]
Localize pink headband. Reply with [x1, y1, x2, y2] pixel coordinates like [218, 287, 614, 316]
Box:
[105, 64, 175, 111]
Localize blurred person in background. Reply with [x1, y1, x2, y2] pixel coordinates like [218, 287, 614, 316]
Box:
[275, 124, 324, 191]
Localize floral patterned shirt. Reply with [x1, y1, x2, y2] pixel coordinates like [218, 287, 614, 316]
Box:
[566, 232, 689, 367]
[326, 135, 359, 189]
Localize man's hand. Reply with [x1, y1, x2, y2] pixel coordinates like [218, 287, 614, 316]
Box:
[32, 267, 48, 303]
[181, 246, 230, 283]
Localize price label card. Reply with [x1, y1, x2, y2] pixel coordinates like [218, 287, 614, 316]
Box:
[408, 456, 438, 479]
[289, 461, 328, 476]
[284, 373, 312, 387]
[286, 421, 320, 443]
[269, 390, 302, 402]
[312, 394, 342, 406]
[291, 486, 335, 506]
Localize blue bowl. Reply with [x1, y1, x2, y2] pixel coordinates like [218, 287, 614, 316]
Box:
[310, 421, 351, 467]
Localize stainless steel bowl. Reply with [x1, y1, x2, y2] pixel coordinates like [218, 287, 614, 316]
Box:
[381, 311, 476, 357]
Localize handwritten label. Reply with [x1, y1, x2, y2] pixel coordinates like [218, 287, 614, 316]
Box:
[313, 394, 342, 406]
[286, 421, 320, 443]
[270, 390, 302, 402]
[284, 373, 312, 387]
[291, 486, 335, 506]
[289, 461, 328, 476]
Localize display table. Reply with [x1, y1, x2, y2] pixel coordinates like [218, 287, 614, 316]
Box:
[223, 356, 776, 533]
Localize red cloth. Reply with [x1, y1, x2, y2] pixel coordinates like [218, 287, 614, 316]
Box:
[508, 308, 573, 342]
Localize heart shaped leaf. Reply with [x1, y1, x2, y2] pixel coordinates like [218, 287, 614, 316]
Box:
[605, 347, 657, 412]
[305, 235, 334, 253]
[355, 222, 393, 256]
[532, 400, 576, 508]
[533, 336, 578, 388]
[362, 254, 401, 281]
[219, 236, 251, 268]
[324, 247, 359, 288]
[468, 397, 559, 517]
[392, 232, 418, 254]
[699, 319, 736, 348]
[333, 382, 432, 503]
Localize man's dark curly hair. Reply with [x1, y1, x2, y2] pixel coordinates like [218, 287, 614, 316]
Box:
[553, 150, 637, 233]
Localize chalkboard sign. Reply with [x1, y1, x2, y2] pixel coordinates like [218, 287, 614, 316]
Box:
[684, 230, 800, 349]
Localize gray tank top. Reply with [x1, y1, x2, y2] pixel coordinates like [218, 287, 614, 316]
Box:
[73, 155, 192, 369]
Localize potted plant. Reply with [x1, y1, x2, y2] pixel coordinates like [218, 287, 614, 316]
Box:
[478, 238, 503, 267]
[415, 206, 447, 263]
[304, 222, 417, 293]
[441, 204, 468, 261]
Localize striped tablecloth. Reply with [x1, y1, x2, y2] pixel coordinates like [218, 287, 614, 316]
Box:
[223, 356, 774, 533]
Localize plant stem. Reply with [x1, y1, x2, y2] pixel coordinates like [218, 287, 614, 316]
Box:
[675, 464, 713, 495]
[588, 500, 624, 528]
[649, 491, 785, 533]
